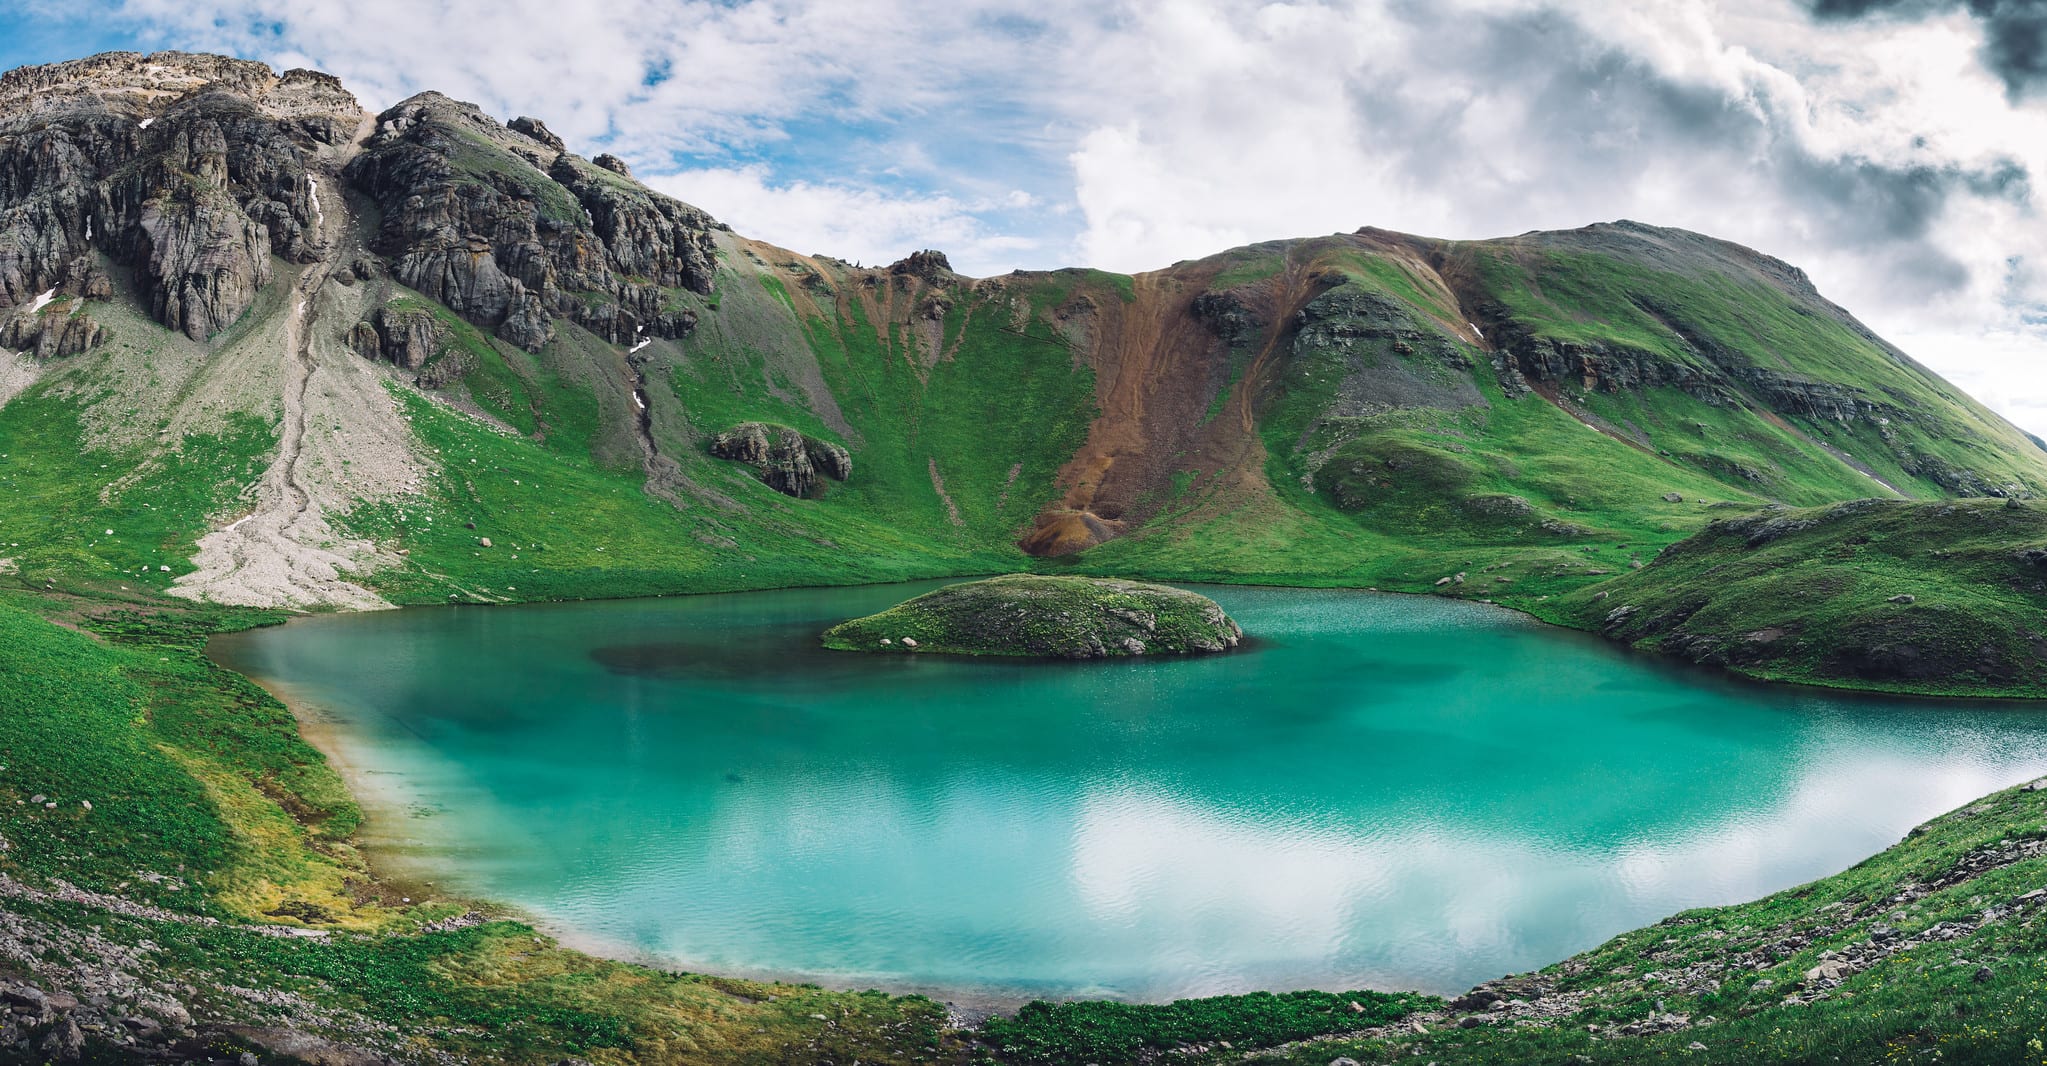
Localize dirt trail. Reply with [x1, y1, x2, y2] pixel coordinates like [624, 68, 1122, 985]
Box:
[172, 116, 400, 610]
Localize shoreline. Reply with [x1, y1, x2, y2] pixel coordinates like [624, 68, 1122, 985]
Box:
[200, 576, 2047, 1018]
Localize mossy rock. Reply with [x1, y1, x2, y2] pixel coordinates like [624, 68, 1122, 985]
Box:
[821, 574, 1243, 659]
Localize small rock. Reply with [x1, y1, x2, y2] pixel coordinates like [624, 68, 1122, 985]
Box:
[900, 637, 919, 649]
[238, 1053, 259, 1066]
[1435, 576, 1452, 586]
[478, 537, 493, 548]
[1888, 594, 1915, 604]
[79, 800, 90, 811]
[40, 1017, 82, 1059]
[1453, 572, 1467, 584]
[1689, 1041, 1707, 1051]
[1328, 1059, 1361, 1066]
[1663, 492, 1683, 503]
[879, 638, 892, 645]
[3, 986, 46, 1010]
[1458, 1015, 1485, 1028]
[1804, 960, 1850, 982]
[1974, 965, 1993, 983]
[28, 794, 44, 804]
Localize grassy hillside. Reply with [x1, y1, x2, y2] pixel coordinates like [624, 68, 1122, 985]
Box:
[1543, 497, 2047, 696]
[5, 51, 2047, 1063]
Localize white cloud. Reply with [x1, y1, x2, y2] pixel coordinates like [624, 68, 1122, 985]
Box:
[642, 166, 1041, 275]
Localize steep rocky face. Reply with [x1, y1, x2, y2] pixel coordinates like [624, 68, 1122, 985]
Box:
[0, 304, 102, 359]
[709, 422, 851, 498]
[345, 92, 717, 352]
[349, 303, 449, 373]
[0, 53, 363, 342]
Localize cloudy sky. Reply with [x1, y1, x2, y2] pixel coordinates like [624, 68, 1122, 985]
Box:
[4, 0, 2046, 431]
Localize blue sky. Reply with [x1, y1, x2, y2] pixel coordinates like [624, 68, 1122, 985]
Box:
[5, 0, 2047, 431]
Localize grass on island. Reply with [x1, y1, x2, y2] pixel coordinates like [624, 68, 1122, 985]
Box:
[820, 573, 1241, 658]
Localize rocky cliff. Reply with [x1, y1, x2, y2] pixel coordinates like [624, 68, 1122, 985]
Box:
[0, 52, 361, 344]
[343, 92, 718, 352]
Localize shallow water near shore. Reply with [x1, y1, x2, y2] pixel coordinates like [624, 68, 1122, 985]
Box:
[212, 582, 2047, 1001]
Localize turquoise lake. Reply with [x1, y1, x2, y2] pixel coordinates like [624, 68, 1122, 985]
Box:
[210, 582, 2047, 1002]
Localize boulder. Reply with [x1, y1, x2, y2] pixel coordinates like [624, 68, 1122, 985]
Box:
[708, 422, 852, 498]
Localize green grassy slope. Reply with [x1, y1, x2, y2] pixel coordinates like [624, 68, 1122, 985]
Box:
[1543, 497, 2047, 696]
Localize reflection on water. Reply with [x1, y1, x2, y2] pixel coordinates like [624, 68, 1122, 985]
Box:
[213, 583, 2047, 999]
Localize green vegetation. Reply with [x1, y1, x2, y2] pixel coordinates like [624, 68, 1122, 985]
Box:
[1256, 772, 2047, 1066]
[980, 989, 1433, 1065]
[821, 573, 1242, 658]
[4, 190, 2047, 1061]
[1543, 497, 2047, 697]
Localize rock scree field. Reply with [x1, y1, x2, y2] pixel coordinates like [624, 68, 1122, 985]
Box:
[0, 48, 2044, 1064]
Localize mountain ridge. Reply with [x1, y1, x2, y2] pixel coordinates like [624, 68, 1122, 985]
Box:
[0, 50, 2044, 694]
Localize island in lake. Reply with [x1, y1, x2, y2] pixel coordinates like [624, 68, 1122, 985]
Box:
[821, 574, 1244, 658]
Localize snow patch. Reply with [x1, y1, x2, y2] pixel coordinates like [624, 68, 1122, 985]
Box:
[307, 175, 323, 228]
[629, 339, 651, 354]
[137, 118, 155, 129]
[1469, 322, 1484, 339]
[632, 391, 647, 411]
[224, 515, 253, 533]
[84, 216, 91, 242]
[25, 289, 56, 315]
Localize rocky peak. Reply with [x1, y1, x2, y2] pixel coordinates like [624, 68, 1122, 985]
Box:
[592, 153, 633, 178]
[889, 249, 953, 284]
[348, 91, 718, 351]
[508, 116, 566, 154]
[0, 51, 364, 342]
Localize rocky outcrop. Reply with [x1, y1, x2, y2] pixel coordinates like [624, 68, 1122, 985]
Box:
[1290, 284, 1483, 418]
[345, 92, 717, 352]
[888, 249, 953, 285]
[0, 53, 362, 340]
[708, 422, 851, 498]
[349, 303, 448, 372]
[1, 306, 103, 358]
[507, 116, 564, 153]
[821, 574, 1244, 658]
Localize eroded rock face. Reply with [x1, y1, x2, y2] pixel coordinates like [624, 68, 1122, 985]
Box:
[349, 304, 448, 372]
[345, 93, 717, 352]
[708, 422, 851, 498]
[0, 53, 364, 340]
[0, 306, 103, 358]
[888, 249, 953, 285]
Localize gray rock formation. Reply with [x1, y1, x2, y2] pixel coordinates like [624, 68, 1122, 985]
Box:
[0, 53, 363, 340]
[708, 422, 851, 498]
[349, 303, 448, 372]
[1, 306, 103, 358]
[345, 92, 717, 352]
[507, 115, 565, 153]
[888, 249, 953, 285]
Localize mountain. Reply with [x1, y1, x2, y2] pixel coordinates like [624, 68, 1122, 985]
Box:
[3, 49, 2046, 689]
[6, 48, 2047, 1066]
